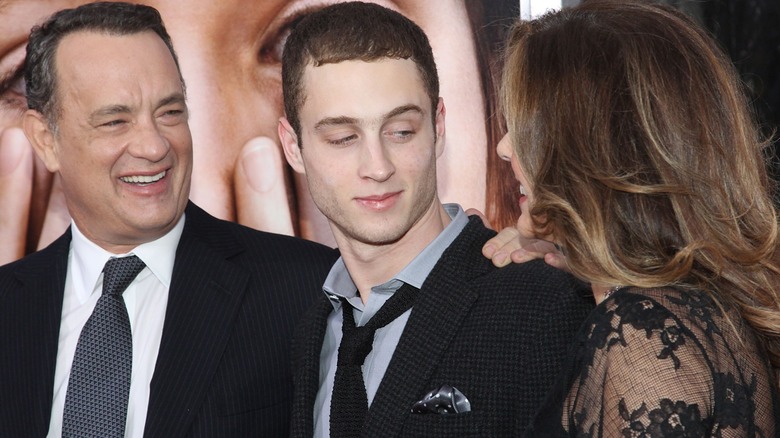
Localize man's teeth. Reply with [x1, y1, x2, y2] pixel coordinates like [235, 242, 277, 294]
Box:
[121, 170, 166, 184]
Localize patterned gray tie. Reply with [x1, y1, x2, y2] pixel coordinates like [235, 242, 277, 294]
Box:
[62, 255, 146, 438]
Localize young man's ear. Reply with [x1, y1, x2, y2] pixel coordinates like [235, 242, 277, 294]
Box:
[434, 97, 446, 158]
[278, 117, 305, 174]
[22, 110, 60, 172]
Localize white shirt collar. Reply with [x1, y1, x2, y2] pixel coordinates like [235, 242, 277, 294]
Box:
[70, 214, 185, 302]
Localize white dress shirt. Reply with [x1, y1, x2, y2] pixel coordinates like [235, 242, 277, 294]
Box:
[47, 216, 184, 438]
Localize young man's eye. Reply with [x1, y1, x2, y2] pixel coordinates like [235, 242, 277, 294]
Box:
[329, 134, 358, 146]
[386, 129, 415, 142]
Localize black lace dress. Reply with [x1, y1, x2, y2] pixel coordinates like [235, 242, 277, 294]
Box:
[525, 286, 780, 437]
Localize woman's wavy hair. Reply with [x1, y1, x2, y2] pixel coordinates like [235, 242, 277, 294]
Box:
[502, 0, 780, 383]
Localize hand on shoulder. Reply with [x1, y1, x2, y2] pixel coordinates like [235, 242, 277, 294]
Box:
[467, 208, 568, 271]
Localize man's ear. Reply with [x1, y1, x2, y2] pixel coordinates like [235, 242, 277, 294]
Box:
[22, 109, 59, 172]
[434, 97, 446, 158]
[278, 117, 305, 174]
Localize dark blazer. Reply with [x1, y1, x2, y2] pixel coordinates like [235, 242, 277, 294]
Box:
[290, 217, 595, 437]
[0, 202, 337, 437]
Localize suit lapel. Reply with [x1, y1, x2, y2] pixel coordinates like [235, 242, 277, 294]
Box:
[6, 231, 70, 436]
[363, 217, 494, 437]
[144, 205, 250, 437]
[363, 278, 478, 436]
[290, 296, 333, 437]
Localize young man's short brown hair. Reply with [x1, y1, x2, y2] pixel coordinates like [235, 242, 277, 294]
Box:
[281, 1, 439, 138]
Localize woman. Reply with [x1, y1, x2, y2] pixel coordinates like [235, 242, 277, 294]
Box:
[497, 0, 780, 435]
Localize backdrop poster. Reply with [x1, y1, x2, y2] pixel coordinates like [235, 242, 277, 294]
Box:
[0, 0, 522, 264]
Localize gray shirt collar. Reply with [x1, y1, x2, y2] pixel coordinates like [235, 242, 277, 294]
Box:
[323, 203, 468, 310]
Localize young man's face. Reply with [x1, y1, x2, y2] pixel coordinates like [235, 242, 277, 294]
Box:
[281, 58, 445, 247]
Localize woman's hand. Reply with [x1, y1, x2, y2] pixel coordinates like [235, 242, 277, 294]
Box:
[468, 207, 568, 270]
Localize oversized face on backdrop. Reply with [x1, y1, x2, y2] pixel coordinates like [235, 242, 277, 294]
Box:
[280, 59, 445, 249]
[23, 31, 192, 253]
[0, 0, 486, 259]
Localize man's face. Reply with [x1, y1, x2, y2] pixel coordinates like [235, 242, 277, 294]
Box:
[40, 30, 192, 252]
[286, 58, 444, 246]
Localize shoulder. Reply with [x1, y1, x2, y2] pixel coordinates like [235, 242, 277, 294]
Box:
[444, 216, 586, 293]
[562, 286, 778, 433]
[597, 287, 727, 339]
[575, 286, 766, 383]
[585, 287, 708, 346]
[0, 228, 70, 277]
[482, 258, 581, 287]
[235, 223, 336, 259]
[436, 217, 594, 314]
[183, 202, 338, 264]
[456, 260, 594, 340]
[475, 259, 593, 308]
[0, 230, 71, 306]
[596, 286, 764, 361]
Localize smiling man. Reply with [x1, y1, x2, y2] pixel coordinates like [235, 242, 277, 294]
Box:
[278, 3, 594, 437]
[0, 2, 336, 437]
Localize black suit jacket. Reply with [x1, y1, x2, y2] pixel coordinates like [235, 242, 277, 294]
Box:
[0, 202, 337, 437]
[290, 217, 595, 437]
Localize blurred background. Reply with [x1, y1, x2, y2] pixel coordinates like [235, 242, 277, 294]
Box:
[662, 0, 780, 183]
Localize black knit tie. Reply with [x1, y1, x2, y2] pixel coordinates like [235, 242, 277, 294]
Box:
[62, 255, 146, 438]
[330, 282, 419, 438]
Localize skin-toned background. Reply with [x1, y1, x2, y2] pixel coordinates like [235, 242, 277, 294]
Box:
[3, 0, 775, 266]
[0, 0, 523, 266]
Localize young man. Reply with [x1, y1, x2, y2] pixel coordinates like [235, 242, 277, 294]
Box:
[0, 3, 335, 436]
[278, 2, 595, 436]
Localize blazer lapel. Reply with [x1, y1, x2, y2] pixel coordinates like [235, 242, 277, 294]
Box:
[5, 231, 70, 436]
[363, 277, 478, 436]
[290, 297, 333, 437]
[363, 217, 494, 437]
[143, 206, 250, 438]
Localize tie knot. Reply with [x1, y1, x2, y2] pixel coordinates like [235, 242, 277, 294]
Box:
[337, 326, 376, 365]
[102, 255, 146, 296]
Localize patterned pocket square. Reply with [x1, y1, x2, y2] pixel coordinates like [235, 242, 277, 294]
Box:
[411, 384, 471, 414]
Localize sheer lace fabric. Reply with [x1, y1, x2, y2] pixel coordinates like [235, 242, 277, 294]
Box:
[527, 287, 780, 437]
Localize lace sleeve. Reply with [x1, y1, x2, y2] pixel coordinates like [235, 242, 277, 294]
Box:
[555, 287, 778, 437]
